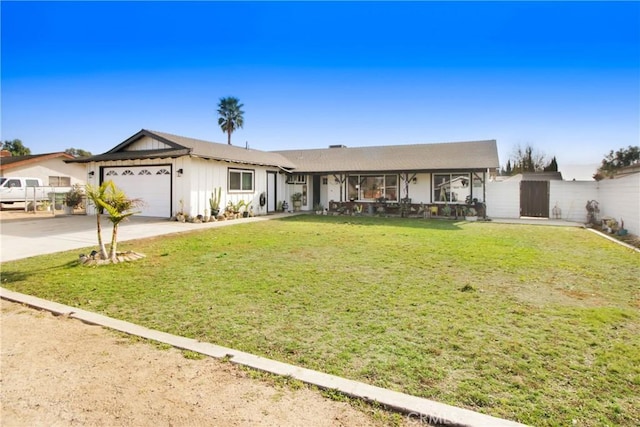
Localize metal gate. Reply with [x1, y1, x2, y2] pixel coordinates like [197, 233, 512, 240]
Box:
[520, 181, 549, 218]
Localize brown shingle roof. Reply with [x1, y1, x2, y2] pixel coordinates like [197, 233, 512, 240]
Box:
[148, 130, 296, 169]
[69, 130, 499, 173]
[274, 140, 499, 173]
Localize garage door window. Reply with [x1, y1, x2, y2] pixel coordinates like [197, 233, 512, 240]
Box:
[229, 169, 254, 192]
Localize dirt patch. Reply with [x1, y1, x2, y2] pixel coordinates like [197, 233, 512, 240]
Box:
[0, 300, 408, 426]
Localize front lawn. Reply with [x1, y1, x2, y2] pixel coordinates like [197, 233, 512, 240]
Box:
[2, 216, 638, 426]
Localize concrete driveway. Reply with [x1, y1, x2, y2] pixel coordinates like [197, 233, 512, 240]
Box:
[0, 213, 288, 262]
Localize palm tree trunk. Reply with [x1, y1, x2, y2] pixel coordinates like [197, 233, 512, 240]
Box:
[109, 223, 119, 261]
[96, 213, 108, 259]
[227, 128, 231, 145]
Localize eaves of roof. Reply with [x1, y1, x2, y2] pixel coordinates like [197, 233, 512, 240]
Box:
[66, 148, 191, 164]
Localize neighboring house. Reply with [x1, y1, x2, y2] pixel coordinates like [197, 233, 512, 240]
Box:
[70, 129, 500, 218]
[0, 151, 86, 188]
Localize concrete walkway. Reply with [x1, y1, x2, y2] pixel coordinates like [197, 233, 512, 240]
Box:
[0, 213, 531, 426]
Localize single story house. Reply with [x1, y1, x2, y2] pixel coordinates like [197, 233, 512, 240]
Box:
[69, 129, 499, 218]
[0, 151, 86, 187]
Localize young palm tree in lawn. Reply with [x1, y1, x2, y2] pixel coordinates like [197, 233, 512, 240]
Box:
[86, 180, 141, 261]
[85, 181, 110, 260]
[217, 96, 244, 145]
[98, 182, 142, 261]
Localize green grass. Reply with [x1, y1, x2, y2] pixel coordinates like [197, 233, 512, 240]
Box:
[2, 216, 639, 426]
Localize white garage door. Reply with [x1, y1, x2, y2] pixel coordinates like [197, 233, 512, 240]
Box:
[103, 165, 171, 217]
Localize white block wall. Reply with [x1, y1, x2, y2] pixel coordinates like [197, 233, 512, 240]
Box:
[486, 174, 640, 236]
[598, 174, 640, 236]
[549, 181, 598, 222]
[485, 180, 520, 218]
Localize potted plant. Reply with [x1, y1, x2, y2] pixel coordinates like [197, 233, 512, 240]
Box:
[64, 184, 84, 215]
[209, 187, 221, 217]
[242, 202, 252, 218]
[441, 204, 452, 218]
[313, 202, 324, 215]
[291, 192, 303, 211]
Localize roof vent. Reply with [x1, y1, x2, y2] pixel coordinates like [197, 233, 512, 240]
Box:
[329, 144, 347, 148]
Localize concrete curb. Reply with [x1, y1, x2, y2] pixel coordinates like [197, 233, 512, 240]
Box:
[1, 287, 527, 427]
[586, 228, 640, 253]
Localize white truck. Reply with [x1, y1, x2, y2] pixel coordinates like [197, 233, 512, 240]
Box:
[0, 177, 70, 207]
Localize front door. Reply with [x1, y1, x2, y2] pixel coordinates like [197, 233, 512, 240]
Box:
[312, 175, 321, 209]
[267, 171, 277, 213]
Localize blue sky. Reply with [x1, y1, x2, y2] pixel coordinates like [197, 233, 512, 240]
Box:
[2, 1, 639, 170]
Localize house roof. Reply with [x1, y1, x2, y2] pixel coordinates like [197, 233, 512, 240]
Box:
[273, 140, 499, 173]
[69, 129, 297, 169]
[0, 152, 76, 172]
[69, 130, 500, 173]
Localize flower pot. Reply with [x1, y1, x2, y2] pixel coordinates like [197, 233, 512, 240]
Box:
[293, 201, 302, 211]
[64, 205, 74, 215]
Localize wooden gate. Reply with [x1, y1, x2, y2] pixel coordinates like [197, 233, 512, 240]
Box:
[520, 181, 549, 218]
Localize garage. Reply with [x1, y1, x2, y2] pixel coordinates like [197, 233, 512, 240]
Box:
[102, 165, 171, 217]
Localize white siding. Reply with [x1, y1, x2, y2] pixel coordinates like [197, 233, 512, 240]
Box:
[5, 158, 86, 187]
[183, 158, 276, 217]
[125, 136, 171, 151]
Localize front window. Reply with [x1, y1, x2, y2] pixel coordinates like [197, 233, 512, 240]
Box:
[229, 168, 254, 192]
[434, 173, 471, 203]
[49, 176, 71, 187]
[347, 174, 398, 201]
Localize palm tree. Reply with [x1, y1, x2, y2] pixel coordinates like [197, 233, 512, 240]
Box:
[85, 182, 110, 260]
[217, 96, 244, 145]
[85, 180, 141, 261]
[98, 182, 142, 261]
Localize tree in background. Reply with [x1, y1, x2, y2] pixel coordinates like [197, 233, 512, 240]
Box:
[544, 156, 558, 172]
[501, 144, 549, 175]
[65, 148, 92, 158]
[1, 139, 31, 156]
[217, 96, 244, 145]
[593, 145, 640, 181]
